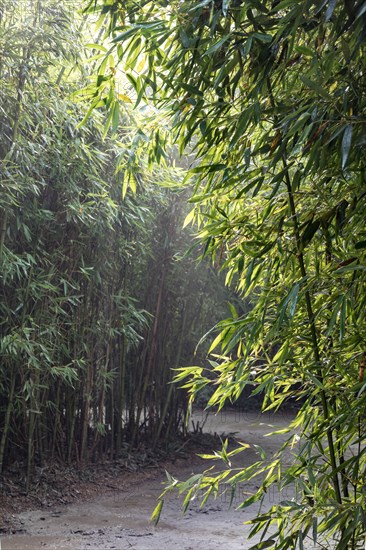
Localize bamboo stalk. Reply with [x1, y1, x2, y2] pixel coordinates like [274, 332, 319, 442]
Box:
[116, 334, 126, 456]
[80, 360, 92, 463]
[67, 395, 77, 464]
[0, 211, 7, 259]
[51, 382, 61, 460]
[283, 160, 342, 505]
[154, 298, 188, 445]
[26, 365, 40, 493]
[0, 373, 16, 473]
[266, 74, 342, 505]
[132, 267, 166, 446]
[323, 227, 350, 501]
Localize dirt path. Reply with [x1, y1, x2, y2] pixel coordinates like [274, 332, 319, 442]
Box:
[1, 410, 298, 550]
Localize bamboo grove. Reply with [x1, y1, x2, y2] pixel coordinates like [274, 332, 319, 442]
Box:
[0, 0, 229, 488]
[89, 0, 366, 548]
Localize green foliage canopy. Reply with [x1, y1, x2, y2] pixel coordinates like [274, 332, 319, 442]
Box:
[88, 0, 366, 547]
[0, 0, 229, 484]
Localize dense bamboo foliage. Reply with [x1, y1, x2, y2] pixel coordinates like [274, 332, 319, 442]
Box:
[89, 0, 366, 548]
[0, 0, 229, 488]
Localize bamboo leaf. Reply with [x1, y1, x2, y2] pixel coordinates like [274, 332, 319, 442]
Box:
[183, 208, 195, 228]
[111, 101, 119, 134]
[117, 93, 132, 103]
[300, 76, 331, 99]
[208, 331, 224, 353]
[222, 0, 231, 17]
[325, 0, 337, 22]
[205, 35, 231, 56]
[248, 540, 276, 549]
[85, 43, 108, 52]
[300, 219, 320, 251]
[341, 124, 353, 169]
[313, 517, 318, 546]
[112, 27, 137, 43]
[150, 500, 164, 525]
[334, 264, 365, 274]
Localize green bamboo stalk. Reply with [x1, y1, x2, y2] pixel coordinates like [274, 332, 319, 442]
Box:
[26, 366, 40, 493]
[283, 161, 342, 505]
[51, 382, 62, 460]
[67, 395, 77, 464]
[132, 268, 166, 446]
[116, 334, 126, 456]
[0, 373, 16, 473]
[154, 298, 188, 445]
[266, 73, 342, 504]
[0, 212, 7, 259]
[323, 227, 350, 501]
[80, 359, 93, 463]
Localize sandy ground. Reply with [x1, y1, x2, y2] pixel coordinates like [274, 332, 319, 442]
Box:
[1, 409, 300, 550]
